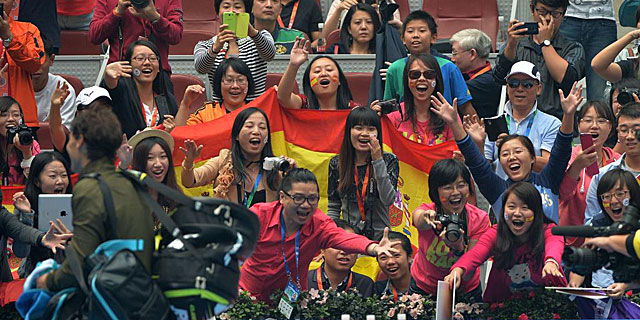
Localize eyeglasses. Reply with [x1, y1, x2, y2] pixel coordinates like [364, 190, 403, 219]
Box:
[600, 190, 629, 202]
[408, 69, 436, 80]
[507, 79, 538, 89]
[580, 117, 610, 126]
[535, 7, 564, 18]
[451, 50, 470, 57]
[283, 191, 319, 205]
[132, 55, 158, 63]
[440, 182, 469, 193]
[618, 125, 640, 136]
[222, 77, 248, 86]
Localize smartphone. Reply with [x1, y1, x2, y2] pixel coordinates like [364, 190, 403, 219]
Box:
[483, 114, 508, 142]
[580, 133, 599, 176]
[0, 4, 4, 17]
[235, 12, 249, 38]
[222, 12, 237, 34]
[515, 22, 539, 35]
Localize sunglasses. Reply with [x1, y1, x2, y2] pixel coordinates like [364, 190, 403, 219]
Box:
[408, 69, 437, 80]
[507, 79, 538, 89]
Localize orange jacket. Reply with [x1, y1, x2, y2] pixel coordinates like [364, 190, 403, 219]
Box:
[3, 18, 45, 126]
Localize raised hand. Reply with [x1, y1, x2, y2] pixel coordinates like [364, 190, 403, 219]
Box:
[463, 114, 486, 145]
[127, 0, 161, 21]
[506, 19, 527, 44]
[42, 222, 73, 254]
[212, 24, 236, 53]
[541, 259, 563, 280]
[181, 84, 205, 109]
[339, 0, 359, 11]
[559, 82, 583, 115]
[115, 0, 132, 16]
[51, 81, 70, 109]
[180, 139, 204, 164]
[12, 192, 31, 213]
[535, 15, 554, 43]
[379, 61, 392, 81]
[430, 93, 458, 125]
[105, 61, 133, 81]
[373, 227, 400, 258]
[572, 144, 598, 171]
[368, 134, 382, 160]
[289, 37, 309, 67]
[369, 100, 382, 116]
[0, 9, 11, 39]
[117, 134, 132, 170]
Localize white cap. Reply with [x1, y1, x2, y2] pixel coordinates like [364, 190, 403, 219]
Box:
[505, 61, 541, 82]
[75, 86, 111, 107]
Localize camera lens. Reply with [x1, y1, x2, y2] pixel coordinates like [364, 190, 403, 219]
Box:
[445, 226, 461, 242]
[617, 92, 633, 105]
[563, 247, 608, 268]
[130, 0, 149, 9]
[276, 159, 290, 171]
[18, 131, 32, 146]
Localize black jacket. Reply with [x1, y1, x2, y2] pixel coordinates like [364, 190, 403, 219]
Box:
[0, 207, 43, 282]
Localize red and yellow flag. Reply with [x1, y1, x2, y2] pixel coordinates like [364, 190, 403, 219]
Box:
[171, 88, 458, 250]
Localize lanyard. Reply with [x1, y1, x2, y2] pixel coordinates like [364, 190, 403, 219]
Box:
[505, 110, 537, 137]
[280, 210, 301, 288]
[469, 64, 491, 80]
[139, 18, 148, 38]
[316, 268, 352, 291]
[244, 171, 263, 208]
[140, 96, 158, 127]
[391, 282, 399, 302]
[277, 0, 299, 29]
[354, 165, 370, 221]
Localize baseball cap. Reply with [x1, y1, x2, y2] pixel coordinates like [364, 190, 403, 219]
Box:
[75, 86, 112, 109]
[505, 61, 541, 82]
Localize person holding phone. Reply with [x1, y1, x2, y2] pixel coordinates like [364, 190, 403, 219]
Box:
[482, 62, 561, 180]
[327, 107, 399, 240]
[493, 0, 584, 120]
[194, 0, 275, 102]
[324, 0, 402, 34]
[558, 101, 619, 247]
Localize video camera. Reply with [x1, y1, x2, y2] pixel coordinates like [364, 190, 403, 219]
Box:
[552, 204, 640, 282]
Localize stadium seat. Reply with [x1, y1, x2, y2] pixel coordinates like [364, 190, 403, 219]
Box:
[183, 0, 217, 21]
[266, 73, 299, 94]
[422, 0, 498, 51]
[326, 29, 341, 50]
[171, 74, 207, 114]
[56, 74, 84, 95]
[35, 122, 54, 150]
[171, 30, 216, 55]
[344, 72, 371, 107]
[59, 30, 104, 55]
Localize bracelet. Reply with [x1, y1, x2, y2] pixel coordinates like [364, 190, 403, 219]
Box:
[21, 155, 34, 169]
[545, 258, 559, 269]
[182, 159, 194, 171]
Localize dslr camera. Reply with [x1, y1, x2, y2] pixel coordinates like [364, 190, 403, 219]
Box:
[263, 157, 290, 172]
[616, 87, 640, 105]
[130, 0, 150, 9]
[552, 203, 640, 282]
[437, 213, 463, 242]
[7, 124, 33, 146]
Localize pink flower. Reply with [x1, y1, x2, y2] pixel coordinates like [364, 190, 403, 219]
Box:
[410, 309, 419, 318]
[453, 312, 464, 320]
[299, 299, 308, 309]
[519, 313, 529, 320]
[387, 308, 396, 318]
[400, 294, 410, 303]
[552, 313, 561, 319]
[309, 288, 320, 299]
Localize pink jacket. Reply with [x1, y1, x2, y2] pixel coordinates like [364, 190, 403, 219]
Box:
[451, 224, 566, 302]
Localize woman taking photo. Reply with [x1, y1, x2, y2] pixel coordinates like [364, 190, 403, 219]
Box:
[194, 0, 275, 101]
[327, 107, 398, 240]
[324, 3, 380, 54]
[430, 82, 581, 223]
[103, 40, 178, 138]
[278, 38, 356, 110]
[181, 107, 295, 207]
[559, 101, 619, 247]
[444, 182, 566, 302]
[410, 159, 490, 299]
[175, 58, 254, 126]
[0, 96, 40, 185]
[13, 151, 71, 276]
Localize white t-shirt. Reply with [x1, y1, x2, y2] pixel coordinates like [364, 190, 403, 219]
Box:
[35, 74, 77, 130]
[142, 102, 159, 127]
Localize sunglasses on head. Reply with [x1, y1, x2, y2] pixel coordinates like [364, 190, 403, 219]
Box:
[507, 79, 538, 89]
[408, 69, 437, 80]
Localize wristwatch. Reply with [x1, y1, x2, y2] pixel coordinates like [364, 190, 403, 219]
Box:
[542, 39, 552, 47]
[3, 34, 13, 48]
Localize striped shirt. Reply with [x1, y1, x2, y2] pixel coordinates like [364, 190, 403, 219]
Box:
[194, 30, 275, 101]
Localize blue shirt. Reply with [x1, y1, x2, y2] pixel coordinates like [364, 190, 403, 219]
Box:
[383, 55, 472, 106]
[457, 130, 573, 224]
[484, 102, 561, 180]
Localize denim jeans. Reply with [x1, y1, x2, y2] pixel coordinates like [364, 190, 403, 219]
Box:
[559, 16, 617, 101]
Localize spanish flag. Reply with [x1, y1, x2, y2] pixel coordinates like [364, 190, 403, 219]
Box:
[171, 87, 458, 252]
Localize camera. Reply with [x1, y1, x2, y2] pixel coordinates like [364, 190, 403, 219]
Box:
[130, 0, 150, 9]
[263, 157, 290, 171]
[379, 99, 400, 115]
[437, 213, 463, 242]
[616, 88, 640, 105]
[7, 124, 33, 146]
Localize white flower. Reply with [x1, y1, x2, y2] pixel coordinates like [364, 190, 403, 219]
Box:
[309, 288, 320, 299]
[453, 312, 464, 320]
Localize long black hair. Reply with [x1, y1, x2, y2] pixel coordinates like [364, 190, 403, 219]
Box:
[401, 53, 446, 136]
[302, 55, 353, 110]
[0, 96, 25, 182]
[337, 107, 382, 194]
[492, 182, 554, 270]
[596, 169, 640, 214]
[230, 107, 278, 190]
[340, 3, 380, 54]
[131, 136, 182, 210]
[124, 40, 178, 122]
[23, 151, 72, 226]
[212, 57, 255, 103]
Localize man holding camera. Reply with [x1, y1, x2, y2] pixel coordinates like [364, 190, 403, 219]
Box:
[493, 0, 584, 120]
[90, 0, 183, 92]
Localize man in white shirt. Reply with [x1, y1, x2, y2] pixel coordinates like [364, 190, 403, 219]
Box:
[32, 37, 76, 129]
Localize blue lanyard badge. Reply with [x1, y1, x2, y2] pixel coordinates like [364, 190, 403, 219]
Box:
[279, 210, 300, 287]
[506, 110, 537, 137]
[243, 171, 263, 208]
[278, 209, 301, 319]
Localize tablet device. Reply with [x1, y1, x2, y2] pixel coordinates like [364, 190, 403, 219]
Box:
[38, 194, 73, 232]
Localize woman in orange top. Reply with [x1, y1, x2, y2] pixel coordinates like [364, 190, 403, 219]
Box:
[175, 57, 254, 126]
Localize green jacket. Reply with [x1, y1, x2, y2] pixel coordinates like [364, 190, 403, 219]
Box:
[47, 158, 154, 291]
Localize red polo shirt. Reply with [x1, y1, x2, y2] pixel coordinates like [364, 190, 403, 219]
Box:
[239, 201, 374, 301]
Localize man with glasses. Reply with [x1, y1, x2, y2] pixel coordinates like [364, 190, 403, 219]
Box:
[239, 168, 398, 302]
[493, 0, 585, 120]
[585, 104, 640, 225]
[484, 61, 561, 179]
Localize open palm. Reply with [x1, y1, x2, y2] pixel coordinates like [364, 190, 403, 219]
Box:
[559, 82, 583, 115]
